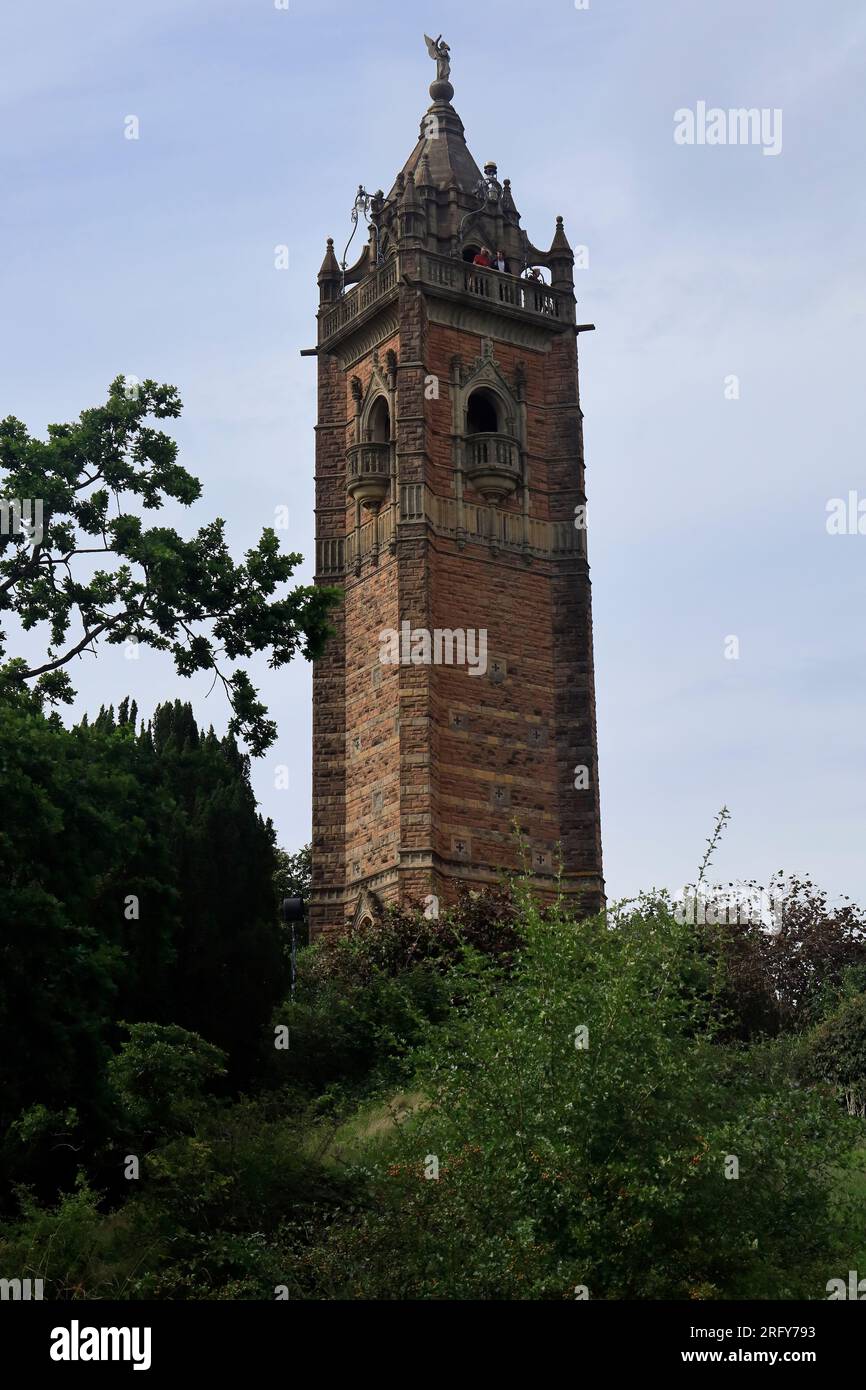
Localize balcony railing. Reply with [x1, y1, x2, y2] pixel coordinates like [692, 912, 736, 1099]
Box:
[347, 441, 391, 481]
[465, 432, 520, 473]
[420, 255, 572, 322]
[346, 441, 391, 509]
[318, 250, 573, 345]
[319, 258, 401, 342]
[463, 432, 521, 502]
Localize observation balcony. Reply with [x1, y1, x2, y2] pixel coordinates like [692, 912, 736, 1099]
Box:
[464, 432, 521, 502]
[346, 441, 391, 510]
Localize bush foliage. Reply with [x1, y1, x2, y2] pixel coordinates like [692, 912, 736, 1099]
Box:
[2, 864, 865, 1300]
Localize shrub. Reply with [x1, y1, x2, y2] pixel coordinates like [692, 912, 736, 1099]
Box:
[289, 892, 861, 1299]
[805, 993, 866, 1116]
[268, 890, 519, 1095]
[704, 874, 866, 1039]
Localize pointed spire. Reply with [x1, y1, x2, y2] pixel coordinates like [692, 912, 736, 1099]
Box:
[317, 237, 340, 304]
[399, 169, 423, 247]
[550, 215, 572, 254]
[318, 236, 340, 280]
[402, 169, 418, 209]
[387, 40, 481, 203]
[501, 178, 518, 218]
[548, 216, 574, 291]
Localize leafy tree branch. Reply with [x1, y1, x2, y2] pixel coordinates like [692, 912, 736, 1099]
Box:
[0, 377, 339, 752]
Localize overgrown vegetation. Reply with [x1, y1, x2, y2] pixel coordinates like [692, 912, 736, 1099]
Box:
[2, 732, 865, 1298]
[7, 382, 862, 1299]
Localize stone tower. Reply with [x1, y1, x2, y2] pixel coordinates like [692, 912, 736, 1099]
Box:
[307, 37, 603, 937]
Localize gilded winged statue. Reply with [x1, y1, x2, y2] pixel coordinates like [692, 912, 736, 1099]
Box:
[424, 33, 451, 82]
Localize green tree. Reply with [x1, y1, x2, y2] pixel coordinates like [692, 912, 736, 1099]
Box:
[107, 1023, 227, 1142]
[141, 700, 288, 1073]
[0, 377, 338, 753]
[805, 992, 866, 1116]
[274, 845, 312, 902]
[0, 689, 174, 1176]
[0, 695, 288, 1201]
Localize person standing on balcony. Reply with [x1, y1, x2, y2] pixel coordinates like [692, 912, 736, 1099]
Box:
[473, 247, 492, 267]
[494, 248, 508, 272]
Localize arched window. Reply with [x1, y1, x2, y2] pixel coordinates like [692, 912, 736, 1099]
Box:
[367, 396, 390, 443]
[462, 244, 481, 263]
[466, 387, 500, 435]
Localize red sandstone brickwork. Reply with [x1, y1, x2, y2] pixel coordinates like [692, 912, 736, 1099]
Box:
[311, 283, 603, 936]
[310, 351, 346, 935]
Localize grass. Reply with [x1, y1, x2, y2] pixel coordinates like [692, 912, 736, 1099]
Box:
[316, 1090, 427, 1167]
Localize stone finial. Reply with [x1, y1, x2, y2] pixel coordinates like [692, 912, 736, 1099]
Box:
[317, 236, 341, 302]
[398, 169, 423, 246]
[550, 214, 573, 254]
[548, 216, 574, 291]
[402, 169, 418, 208]
[318, 237, 340, 278]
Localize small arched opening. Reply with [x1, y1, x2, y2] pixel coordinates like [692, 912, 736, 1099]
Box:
[462, 244, 481, 263]
[366, 395, 391, 443]
[466, 387, 501, 435]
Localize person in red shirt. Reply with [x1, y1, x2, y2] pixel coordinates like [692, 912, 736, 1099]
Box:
[473, 247, 492, 267]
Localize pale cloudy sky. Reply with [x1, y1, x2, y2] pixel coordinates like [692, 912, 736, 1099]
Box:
[2, 0, 865, 903]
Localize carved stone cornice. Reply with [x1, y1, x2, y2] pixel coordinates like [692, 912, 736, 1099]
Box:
[328, 307, 401, 370]
[425, 297, 559, 352]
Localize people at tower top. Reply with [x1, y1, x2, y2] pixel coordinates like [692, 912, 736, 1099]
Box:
[472, 247, 511, 273]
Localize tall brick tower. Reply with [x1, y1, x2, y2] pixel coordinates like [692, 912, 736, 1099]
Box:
[307, 36, 603, 937]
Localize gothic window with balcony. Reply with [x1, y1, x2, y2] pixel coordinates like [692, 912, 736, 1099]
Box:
[464, 387, 519, 503]
[348, 394, 391, 511]
[366, 395, 390, 443]
[466, 387, 499, 434]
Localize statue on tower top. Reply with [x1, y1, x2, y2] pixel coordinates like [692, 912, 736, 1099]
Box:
[424, 33, 451, 82]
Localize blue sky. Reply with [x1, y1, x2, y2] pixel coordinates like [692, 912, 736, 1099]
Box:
[2, 0, 865, 903]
